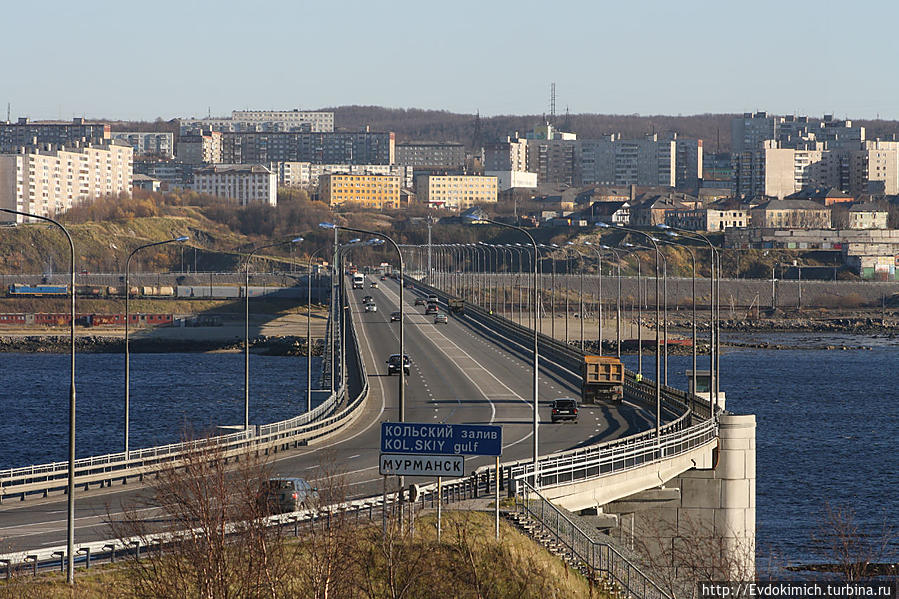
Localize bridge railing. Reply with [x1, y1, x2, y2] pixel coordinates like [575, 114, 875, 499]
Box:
[515, 479, 671, 599]
[0, 281, 367, 502]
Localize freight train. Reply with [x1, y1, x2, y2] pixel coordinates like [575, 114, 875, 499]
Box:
[7, 284, 306, 300]
[0, 313, 174, 326]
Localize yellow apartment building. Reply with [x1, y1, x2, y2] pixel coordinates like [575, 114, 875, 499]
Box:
[319, 173, 401, 209]
[416, 174, 498, 210]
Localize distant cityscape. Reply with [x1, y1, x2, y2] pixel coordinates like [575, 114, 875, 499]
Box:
[2, 107, 898, 280]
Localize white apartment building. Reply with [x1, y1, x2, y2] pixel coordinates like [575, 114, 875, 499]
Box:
[277, 162, 414, 189]
[192, 164, 276, 206]
[0, 143, 133, 222]
[180, 110, 334, 134]
[110, 132, 174, 158]
[416, 174, 497, 210]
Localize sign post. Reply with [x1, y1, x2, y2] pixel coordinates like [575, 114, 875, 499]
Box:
[379, 422, 503, 542]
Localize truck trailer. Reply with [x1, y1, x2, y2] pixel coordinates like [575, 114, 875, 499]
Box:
[581, 355, 624, 404]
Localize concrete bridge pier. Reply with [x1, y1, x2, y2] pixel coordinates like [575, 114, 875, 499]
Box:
[602, 413, 756, 587]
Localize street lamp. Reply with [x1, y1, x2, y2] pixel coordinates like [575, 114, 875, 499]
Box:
[463, 212, 540, 485]
[1, 208, 77, 584]
[125, 235, 188, 456]
[656, 224, 719, 416]
[245, 237, 303, 430]
[566, 242, 587, 351]
[306, 246, 329, 412]
[583, 241, 605, 353]
[621, 243, 646, 375]
[658, 232, 698, 407]
[600, 245, 623, 358]
[598, 222, 662, 440]
[320, 222, 406, 422]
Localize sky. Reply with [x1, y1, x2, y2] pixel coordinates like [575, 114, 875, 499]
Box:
[4, 0, 898, 122]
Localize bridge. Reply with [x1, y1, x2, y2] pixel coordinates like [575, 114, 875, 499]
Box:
[0, 270, 755, 591]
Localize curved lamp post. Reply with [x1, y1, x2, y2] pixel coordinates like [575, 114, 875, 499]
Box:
[320, 223, 405, 422]
[125, 235, 188, 456]
[307, 246, 329, 411]
[600, 245, 623, 358]
[245, 237, 303, 430]
[463, 212, 540, 485]
[656, 224, 719, 418]
[598, 222, 662, 440]
[657, 233, 698, 408]
[1, 208, 77, 584]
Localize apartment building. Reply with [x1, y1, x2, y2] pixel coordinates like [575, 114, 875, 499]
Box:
[192, 164, 276, 206]
[0, 142, 133, 222]
[395, 142, 465, 169]
[750, 199, 831, 229]
[220, 131, 394, 165]
[580, 134, 677, 187]
[672, 135, 703, 189]
[133, 160, 197, 188]
[277, 162, 413, 189]
[0, 117, 110, 152]
[416, 174, 497, 210]
[319, 173, 400, 209]
[484, 137, 528, 171]
[110, 132, 174, 158]
[847, 204, 889, 230]
[177, 131, 223, 164]
[666, 205, 749, 231]
[180, 110, 334, 134]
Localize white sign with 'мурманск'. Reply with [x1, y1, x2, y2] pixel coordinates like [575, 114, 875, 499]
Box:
[379, 453, 464, 477]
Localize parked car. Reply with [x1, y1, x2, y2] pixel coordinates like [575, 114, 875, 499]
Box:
[434, 313, 448, 324]
[364, 303, 378, 312]
[362, 295, 374, 304]
[550, 398, 579, 423]
[386, 354, 411, 376]
[258, 477, 318, 513]
[390, 311, 401, 322]
[414, 298, 426, 306]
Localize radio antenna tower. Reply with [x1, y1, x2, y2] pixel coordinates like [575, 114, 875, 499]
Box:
[550, 83, 556, 122]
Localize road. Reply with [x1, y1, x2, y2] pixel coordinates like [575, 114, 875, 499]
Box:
[0, 275, 657, 552]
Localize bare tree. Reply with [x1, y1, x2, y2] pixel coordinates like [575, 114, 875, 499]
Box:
[107, 436, 297, 599]
[811, 502, 896, 581]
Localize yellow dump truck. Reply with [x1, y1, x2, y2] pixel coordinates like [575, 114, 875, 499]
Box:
[581, 355, 624, 404]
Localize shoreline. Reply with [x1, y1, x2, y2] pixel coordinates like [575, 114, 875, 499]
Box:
[0, 334, 322, 356]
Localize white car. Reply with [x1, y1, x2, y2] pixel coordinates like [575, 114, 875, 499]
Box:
[364, 304, 378, 312]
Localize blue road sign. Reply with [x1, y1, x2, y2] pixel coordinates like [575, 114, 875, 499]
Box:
[380, 422, 503, 456]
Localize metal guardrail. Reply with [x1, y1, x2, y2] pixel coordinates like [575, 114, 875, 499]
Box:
[515, 479, 671, 599]
[0, 283, 367, 502]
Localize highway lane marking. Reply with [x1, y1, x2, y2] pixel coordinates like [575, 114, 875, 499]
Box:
[347, 454, 360, 459]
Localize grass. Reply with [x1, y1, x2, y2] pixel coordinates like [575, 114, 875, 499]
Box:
[0, 510, 607, 599]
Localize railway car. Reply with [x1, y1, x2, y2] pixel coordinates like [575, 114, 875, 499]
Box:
[8, 284, 68, 296]
[0, 313, 27, 325]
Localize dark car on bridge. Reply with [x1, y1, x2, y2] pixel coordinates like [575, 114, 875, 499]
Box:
[414, 297, 425, 306]
[550, 398, 578, 423]
[390, 311, 401, 322]
[386, 354, 411, 376]
[258, 477, 319, 514]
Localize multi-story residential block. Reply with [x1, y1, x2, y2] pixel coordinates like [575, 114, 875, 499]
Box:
[395, 142, 465, 169]
[0, 117, 110, 152]
[0, 142, 133, 222]
[180, 110, 334, 134]
[177, 131, 223, 164]
[749, 199, 831, 229]
[416, 174, 497, 211]
[133, 160, 197, 188]
[484, 137, 528, 171]
[580, 134, 677, 187]
[219, 131, 394, 165]
[192, 164, 276, 206]
[110, 132, 174, 158]
[702, 152, 734, 190]
[671, 135, 703, 189]
[276, 162, 413, 189]
[319, 173, 400, 209]
[847, 204, 889, 229]
[666, 203, 749, 231]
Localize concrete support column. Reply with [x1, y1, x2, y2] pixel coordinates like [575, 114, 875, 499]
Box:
[677, 413, 756, 579]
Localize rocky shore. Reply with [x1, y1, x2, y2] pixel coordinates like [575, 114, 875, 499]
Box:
[0, 335, 323, 356]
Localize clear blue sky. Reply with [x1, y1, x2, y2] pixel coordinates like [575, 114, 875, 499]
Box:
[5, 0, 897, 121]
